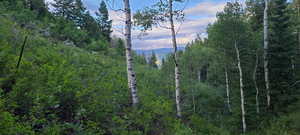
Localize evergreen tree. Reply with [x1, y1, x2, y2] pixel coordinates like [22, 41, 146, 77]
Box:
[116, 38, 125, 56]
[72, 0, 87, 28]
[269, 0, 297, 113]
[3, 0, 300, 134]
[161, 58, 165, 66]
[82, 11, 101, 40]
[52, 0, 74, 20]
[246, 0, 264, 32]
[135, 53, 147, 65]
[96, 1, 112, 41]
[52, 0, 86, 27]
[52, 0, 103, 42]
[27, 0, 48, 17]
[149, 52, 158, 68]
[292, 0, 300, 81]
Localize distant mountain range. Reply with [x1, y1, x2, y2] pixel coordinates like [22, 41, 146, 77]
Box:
[135, 47, 185, 61]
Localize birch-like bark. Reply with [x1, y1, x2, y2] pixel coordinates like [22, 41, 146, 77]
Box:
[292, 58, 296, 76]
[168, 0, 182, 118]
[192, 87, 196, 113]
[235, 42, 246, 133]
[225, 67, 231, 113]
[264, 0, 271, 108]
[198, 70, 201, 82]
[253, 51, 260, 114]
[124, 0, 139, 106]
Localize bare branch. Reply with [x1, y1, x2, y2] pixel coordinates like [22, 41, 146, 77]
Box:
[157, 22, 171, 29]
[175, 0, 189, 35]
[105, 0, 124, 12]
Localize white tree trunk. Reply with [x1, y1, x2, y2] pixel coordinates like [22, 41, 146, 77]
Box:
[225, 67, 231, 112]
[264, 0, 271, 108]
[124, 0, 139, 106]
[292, 58, 296, 76]
[235, 42, 246, 133]
[169, 0, 182, 118]
[192, 87, 196, 113]
[198, 70, 201, 82]
[253, 51, 260, 114]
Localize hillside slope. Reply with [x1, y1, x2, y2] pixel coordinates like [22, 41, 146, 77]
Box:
[0, 14, 230, 134]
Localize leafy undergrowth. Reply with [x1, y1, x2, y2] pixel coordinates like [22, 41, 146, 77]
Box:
[0, 16, 229, 135]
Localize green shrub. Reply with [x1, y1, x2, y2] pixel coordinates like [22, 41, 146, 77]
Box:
[85, 40, 109, 53]
[188, 115, 230, 135]
[0, 111, 34, 135]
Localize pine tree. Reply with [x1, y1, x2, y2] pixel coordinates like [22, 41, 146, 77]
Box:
[52, 0, 101, 41]
[27, 0, 48, 17]
[116, 38, 125, 56]
[269, 0, 297, 113]
[161, 58, 165, 66]
[52, 0, 86, 27]
[72, 0, 87, 28]
[293, 0, 300, 81]
[246, 0, 264, 31]
[149, 52, 158, 68]
[52, 0, 74, 20]
[82, 11, 102, 40]
[96, 1, 112, 41]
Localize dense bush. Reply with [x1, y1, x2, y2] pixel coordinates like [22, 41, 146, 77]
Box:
[1, 0, 299, 135]
[1, 16, 219, 134]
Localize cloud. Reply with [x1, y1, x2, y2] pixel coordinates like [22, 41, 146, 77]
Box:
[46, 0, 227, 50]
[132, 17, 216, 50]
[45, 0, 54, 10]
[45, 0, 54, 3]
[127, 1, 226, 50]
[109, 10, 125, 37]
[184, 1, 226, 17]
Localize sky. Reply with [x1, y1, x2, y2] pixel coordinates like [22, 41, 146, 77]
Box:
[46, 0, 244, 50]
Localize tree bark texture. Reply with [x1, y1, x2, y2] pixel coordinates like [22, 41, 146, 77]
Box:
[124, 0, 139, 106]
[168, 0, 182, 118]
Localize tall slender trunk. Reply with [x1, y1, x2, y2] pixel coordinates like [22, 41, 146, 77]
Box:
[297, 6, 300, 73]
[292, 58, 296, 76]
[264, 0, 271, 108]
[16, 36, 28, 70]
[124, 0, 139, 106]
[253, 51, 260, 114]
[235, 42, 246, 133]
[198, 70, 201, 82]
[168, 0, 181, 118]
[192, 86, 196, 113]
[214, 67, 217, 85]
[297, 6, 300, 78]
[225, 67, 231, 113]
[298, 7, 300, 52]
